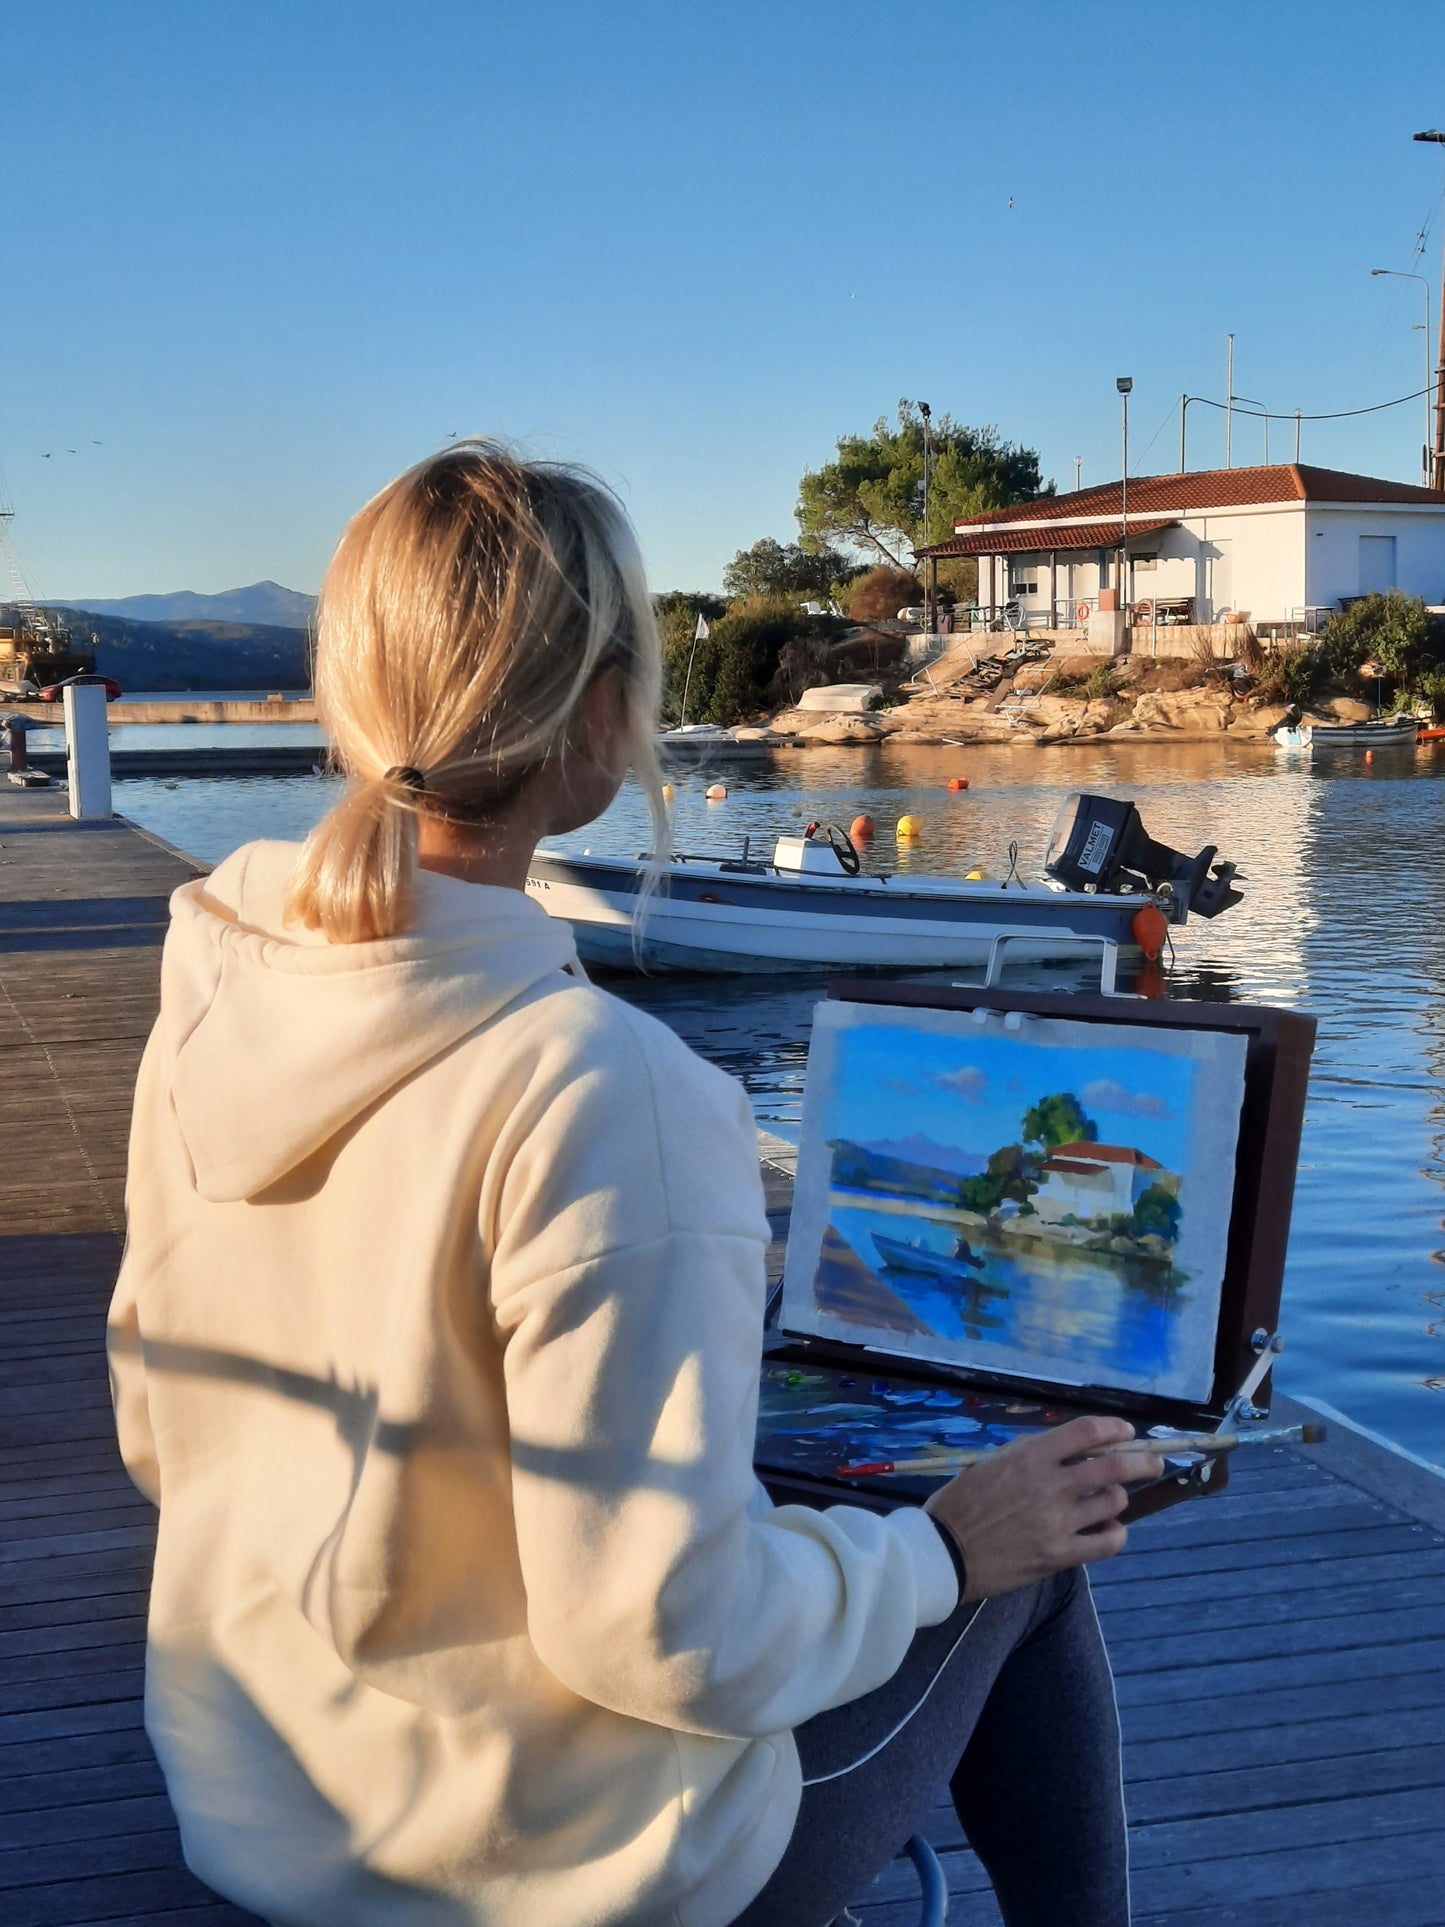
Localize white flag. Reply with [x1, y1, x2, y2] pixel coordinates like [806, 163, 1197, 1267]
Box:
[694, 614, 710, 641]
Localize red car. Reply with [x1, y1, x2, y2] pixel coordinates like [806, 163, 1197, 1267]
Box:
[37, 675, 123, 702]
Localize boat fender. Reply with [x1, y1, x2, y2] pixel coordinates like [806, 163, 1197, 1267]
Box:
[896, 814, 923, 841]
[947, 777, 969, 792]
[850, 813, 875, 843]
[661, 782, 675, 803]
[1131, 903, 1169, 963]
[706, 783, 727, 800]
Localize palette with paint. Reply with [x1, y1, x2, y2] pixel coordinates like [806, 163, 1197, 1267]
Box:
[753, 982, 1316, 1515]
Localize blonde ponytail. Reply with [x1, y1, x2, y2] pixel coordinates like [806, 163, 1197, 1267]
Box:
[287, 442, 664, 942]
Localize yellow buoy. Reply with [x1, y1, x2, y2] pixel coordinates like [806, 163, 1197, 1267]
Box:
[661, 782, 675, 803]
[706, 782, 728, 801]
[896, 814, 922, 840]
[966, 868, 985, 881]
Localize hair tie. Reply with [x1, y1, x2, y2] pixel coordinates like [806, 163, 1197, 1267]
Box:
[384, 765, 426, 791]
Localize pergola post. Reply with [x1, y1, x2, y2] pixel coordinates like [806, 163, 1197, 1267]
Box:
[1049, 551, 1058, 628]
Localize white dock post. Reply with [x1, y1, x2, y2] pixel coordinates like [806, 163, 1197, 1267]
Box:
[63, 681, 112, 820]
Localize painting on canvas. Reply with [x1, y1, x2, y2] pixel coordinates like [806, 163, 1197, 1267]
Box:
[780, 1001, 1250, 1404]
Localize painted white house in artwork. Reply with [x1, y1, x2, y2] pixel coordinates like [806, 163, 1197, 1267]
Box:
[1031, 1141, 1175, 1227]
[920, 464, 1445, 634]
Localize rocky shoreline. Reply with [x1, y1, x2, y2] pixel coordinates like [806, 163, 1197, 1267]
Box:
[751, 650, 1382, 749]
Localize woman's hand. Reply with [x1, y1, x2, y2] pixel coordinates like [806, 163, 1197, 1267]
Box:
[924, 1416, 1164, 1600]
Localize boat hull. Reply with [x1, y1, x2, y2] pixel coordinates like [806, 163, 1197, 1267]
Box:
[1276, 719, 1419, 753]
[526, 851, 1145, 974]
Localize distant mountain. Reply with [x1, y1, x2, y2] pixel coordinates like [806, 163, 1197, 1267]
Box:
[39, 605, 311, 692]
[63, 581, 316, 629]
[866, 1135, 988, 1179]
[828, 1138, 986, 1205]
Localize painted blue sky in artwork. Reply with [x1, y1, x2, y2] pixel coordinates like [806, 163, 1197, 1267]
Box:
[829, 1022, 1197, 1175]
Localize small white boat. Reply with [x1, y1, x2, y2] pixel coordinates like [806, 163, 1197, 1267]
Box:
[1274, 716, 1419, 754]
[525, 795, 1242, 976]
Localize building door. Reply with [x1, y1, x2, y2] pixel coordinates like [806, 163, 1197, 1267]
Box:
[1208, 540, 1232, 619]
[1358, 535, 1396, 594]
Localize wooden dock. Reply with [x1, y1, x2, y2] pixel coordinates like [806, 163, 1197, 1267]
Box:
[3, 783, 1443, 1925]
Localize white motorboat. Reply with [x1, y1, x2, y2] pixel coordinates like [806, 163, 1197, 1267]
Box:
[1273, 716, 1419, 754]
[525, 794, 1242, 975]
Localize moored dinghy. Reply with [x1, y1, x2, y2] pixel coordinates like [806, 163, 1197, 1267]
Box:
[525, 793, 1243, 975]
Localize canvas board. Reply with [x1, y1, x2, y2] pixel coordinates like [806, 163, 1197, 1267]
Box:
[780, 1000, 1250, 1405]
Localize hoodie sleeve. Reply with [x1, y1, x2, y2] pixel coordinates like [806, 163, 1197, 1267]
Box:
[107, 1030, 164, 1507]
[487, 1005, 957, 1741]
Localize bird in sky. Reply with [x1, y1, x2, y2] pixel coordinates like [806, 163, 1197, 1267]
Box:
[41, 452, 50, 459]
[92, 439, 102, 446]
[1008, 196, 1015, 209]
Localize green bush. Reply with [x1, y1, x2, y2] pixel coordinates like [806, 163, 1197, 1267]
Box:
[1085, 663, 1114, 701]
[1414, 666, 1445, 719]
[1280, 643, 1325, 706]
[1319, 592, 1430, 687]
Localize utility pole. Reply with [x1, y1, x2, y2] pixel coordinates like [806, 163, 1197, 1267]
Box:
[1370, 268, 1432, 482]
[1225, 334, 1235, 468]
[1179, 394, 1189, 472]
[919, 401, 934, 635]
[1073, 456, 1082, 492]
[1413, 131, 1445, 490]
[1117, 377, 1132, 611]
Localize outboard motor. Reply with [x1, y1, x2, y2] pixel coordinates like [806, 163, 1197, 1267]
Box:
[1043, 793, 1242, 923]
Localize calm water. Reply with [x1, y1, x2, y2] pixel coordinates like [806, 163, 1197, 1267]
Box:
[112, 736, 1445, 1467]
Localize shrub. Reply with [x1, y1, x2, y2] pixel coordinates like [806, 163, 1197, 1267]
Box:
[1085, 663, 1114, 700]
[844, 567, 923, 623]
[1280, 643, 1325, 706]
[1414, 666, 1445, 719]
[1319, 592, 1430, 687]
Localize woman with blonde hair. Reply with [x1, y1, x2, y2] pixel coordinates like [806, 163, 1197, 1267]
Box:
[110, 441, 1149, 1926]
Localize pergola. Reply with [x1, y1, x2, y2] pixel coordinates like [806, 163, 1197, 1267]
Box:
[916, 517, 1179, 625]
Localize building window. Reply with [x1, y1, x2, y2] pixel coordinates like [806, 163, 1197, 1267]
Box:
[1008, 565, 1039, 596]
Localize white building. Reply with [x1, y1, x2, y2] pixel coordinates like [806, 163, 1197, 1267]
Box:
[1031, 1141, 1173, 1227]
[923, 463, 1445, 636]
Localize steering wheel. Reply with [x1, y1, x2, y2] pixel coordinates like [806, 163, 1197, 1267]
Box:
[806, 820, 862, 875]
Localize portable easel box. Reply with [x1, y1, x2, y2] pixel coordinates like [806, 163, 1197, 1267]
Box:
[754, 983, 1316, 1518]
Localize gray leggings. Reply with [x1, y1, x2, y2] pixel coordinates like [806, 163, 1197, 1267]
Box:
[733, 1565, 1129, 1927]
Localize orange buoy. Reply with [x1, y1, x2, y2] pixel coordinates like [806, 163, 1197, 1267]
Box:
[947, 776, 970, 792]
[850, 813, 876, 843]
[895, 814, 923, 840]
[661, 782, 676, 804]
[1364, 749, 1374, 764]
[705, 782, 727, 801]
[1131, 903, 1169, 963]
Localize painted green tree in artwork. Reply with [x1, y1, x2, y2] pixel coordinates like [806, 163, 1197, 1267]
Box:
[1130, 1183, 1182, 1243]
[1021, 1093, 1098, 1153]
[956, 1143, 1038, 1214]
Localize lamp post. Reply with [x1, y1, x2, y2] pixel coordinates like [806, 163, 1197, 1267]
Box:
[1116, 377, 1133, 612]
[1370, 268, 1432, 483]
[1232, 393, 1269, 465]
[1412, 131, 1445, 489]
[919, 400, 934, 636]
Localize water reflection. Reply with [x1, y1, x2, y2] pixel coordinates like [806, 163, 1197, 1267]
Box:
[112, 737, 1445, 1464]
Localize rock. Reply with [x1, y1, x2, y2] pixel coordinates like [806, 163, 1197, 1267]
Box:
[1228, 701, 1291, 736]
[796, 682, 882, 714]
[1011, 663, 1056, 694]
[1322, 696, 1373, 723]
[795, 716, 887, 745]
[1131, 689, 1231, 732]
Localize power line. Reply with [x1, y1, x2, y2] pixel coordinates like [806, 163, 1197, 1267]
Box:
[1184, 383, 1433, 425]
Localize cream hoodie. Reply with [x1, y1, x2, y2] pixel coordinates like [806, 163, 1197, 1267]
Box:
[109, 840, 958, 1927]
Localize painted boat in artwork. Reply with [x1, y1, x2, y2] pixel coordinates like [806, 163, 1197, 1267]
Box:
[870, 1234, 1001, 1290]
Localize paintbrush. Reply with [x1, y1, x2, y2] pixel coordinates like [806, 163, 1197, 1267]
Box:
[836, 1423, 1326, 1480]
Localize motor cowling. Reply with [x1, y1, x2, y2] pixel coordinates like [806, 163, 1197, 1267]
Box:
[1043, 793, 1242, 923]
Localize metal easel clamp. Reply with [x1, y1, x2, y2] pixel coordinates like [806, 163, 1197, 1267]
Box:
[1221, 1330, 1282, 1427]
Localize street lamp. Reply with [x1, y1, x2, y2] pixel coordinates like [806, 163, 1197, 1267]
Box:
[1116, 377, 1132, 611]
[919, 401, 934, 635]
[1370, 268, 1432, 482]
[1412, 132, 1445, 489]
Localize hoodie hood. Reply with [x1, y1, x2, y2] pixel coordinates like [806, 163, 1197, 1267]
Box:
[161, 840, 578, 1203]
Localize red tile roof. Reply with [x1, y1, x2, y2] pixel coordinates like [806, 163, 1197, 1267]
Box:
[1046, 1142, 1163, 1171]
[948, 464, 1445, 533]
[919, 517, 1178, 558]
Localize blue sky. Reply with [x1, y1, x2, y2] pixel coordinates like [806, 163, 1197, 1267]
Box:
[828, 1024, 1194, 1175]
[5, 0, 1445, 600]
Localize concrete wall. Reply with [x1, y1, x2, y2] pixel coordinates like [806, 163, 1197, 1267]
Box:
[1304, 506, 1445, 607]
